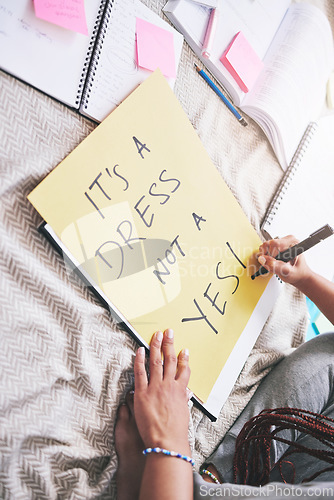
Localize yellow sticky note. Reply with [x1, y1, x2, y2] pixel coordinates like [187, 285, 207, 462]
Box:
[28, 70, 270, 403]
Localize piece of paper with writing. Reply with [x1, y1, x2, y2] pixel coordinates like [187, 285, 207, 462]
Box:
[28, 70, 271, 403]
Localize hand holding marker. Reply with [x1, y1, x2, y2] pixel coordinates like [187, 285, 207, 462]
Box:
[251, 225, 334, 280]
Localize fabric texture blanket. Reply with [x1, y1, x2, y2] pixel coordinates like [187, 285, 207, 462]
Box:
[1, 0, 332, 498]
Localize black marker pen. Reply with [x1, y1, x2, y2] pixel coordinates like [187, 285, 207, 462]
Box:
[251, 224, 334, 280]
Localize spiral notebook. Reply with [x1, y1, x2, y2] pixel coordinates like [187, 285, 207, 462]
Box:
[0, 0, 183, 123]
[261, 115, 334, 281]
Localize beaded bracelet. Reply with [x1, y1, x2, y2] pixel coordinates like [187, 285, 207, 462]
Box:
[142, 447, 195, 467]
[200, 468, 220, 484]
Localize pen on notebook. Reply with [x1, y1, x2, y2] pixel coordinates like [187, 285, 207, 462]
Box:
[194, 64, 248, 126]
[202, 7, 219, 59]
[251, 224, 334, 280]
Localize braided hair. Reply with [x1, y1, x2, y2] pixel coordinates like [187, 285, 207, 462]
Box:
[233, 408, 334, 486]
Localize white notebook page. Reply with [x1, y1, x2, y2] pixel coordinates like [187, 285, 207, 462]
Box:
[243, 4, 334, 170]
[0, 0, 101, 107]
[82, 0, 183, 122]
[262, 115, 334, 282]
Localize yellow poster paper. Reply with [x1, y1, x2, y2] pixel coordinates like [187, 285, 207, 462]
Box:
[28, 70, 271, 403]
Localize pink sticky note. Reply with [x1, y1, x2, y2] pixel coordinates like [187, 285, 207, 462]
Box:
[220, 32, 263, 93]
[136, 18, 176, 79]
[33, 0, 88, 36]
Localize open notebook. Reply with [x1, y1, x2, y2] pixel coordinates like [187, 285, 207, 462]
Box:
[0, 0, 183, 122]
[163, 0, 334, 170]
[262, 114, 334, 282]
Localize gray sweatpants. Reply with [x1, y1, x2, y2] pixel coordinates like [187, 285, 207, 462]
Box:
[194, 332, 334, 498]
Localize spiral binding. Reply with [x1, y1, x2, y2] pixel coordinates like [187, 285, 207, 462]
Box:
[262, 122, 318, 229]
[75, 0, 114, 109]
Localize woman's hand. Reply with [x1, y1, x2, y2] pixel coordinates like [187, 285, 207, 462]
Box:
[257, 235, 312, 287]
[133, 328, 191, 455]
[257, 235, 334, 325]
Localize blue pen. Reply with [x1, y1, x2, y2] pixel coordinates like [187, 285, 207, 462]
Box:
[195, 64, 247, 126]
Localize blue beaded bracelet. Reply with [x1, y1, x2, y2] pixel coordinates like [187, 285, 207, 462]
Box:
[142, 447, 195, 467]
